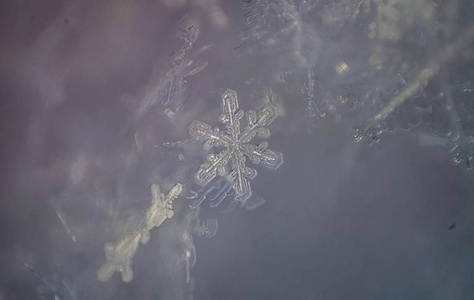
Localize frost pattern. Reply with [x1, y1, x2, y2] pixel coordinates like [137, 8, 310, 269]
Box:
[97, 183, 182, 283]
[132, 17, 209, 123]
[353, 70, 430, 146]
[239, 0, 365, 129]
[189, 89, 283, 207]
[239, 0, 319, 60]
[353, 25, 474, 146]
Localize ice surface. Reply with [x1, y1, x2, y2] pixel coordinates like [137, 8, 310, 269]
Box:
[3, 0, 474, 299]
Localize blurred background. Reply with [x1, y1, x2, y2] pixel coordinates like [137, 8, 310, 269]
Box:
[1, 0, 474, 299]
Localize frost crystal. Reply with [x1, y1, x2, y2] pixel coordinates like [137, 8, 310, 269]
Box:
[189, 89, 283, 206]
[97, 183, 182, 283]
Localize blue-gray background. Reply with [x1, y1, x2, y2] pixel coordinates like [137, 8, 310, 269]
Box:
[1, 0, 474, 299]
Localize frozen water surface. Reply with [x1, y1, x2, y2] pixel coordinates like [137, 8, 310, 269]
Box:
[1, 0, 474, 299]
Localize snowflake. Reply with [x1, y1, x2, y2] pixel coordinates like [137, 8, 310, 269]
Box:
[189, 89, 283, 207]
[97, 183, 182, 283]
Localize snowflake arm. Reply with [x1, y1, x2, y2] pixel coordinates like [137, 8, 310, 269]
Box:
[240, 142, 283, 169]
[240, 103, 278, 142]
[189, 120, 229, 150]
[229, 148, 256, 203]
[219, 89, 245, 141]
[195, 147, 234, 187]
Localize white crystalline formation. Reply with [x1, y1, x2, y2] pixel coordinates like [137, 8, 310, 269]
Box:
[97, 183, 182, 283]
[189, 89, 283, 206]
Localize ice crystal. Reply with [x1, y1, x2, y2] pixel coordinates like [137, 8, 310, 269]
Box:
[189, 89, 283, 207]
[188, 176, 268, 211]
[97, 183, 182, 283]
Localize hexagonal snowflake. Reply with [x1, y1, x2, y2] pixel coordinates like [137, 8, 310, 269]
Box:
[189, 89, 283, 207]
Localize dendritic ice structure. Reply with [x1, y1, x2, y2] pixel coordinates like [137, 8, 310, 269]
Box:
[189, 89, 283, 207]
[97, 183, 182, 283]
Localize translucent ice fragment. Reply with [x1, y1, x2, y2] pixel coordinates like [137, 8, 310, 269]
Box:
[141, 183, 182, 244]
[97, 232, 142, 283]
[244, 193, 267, 211]
[198, 218, 218, 238]
[98, 183, 182, 283]
[208, 179, 233, 208]
[189, 176, 233, 209]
